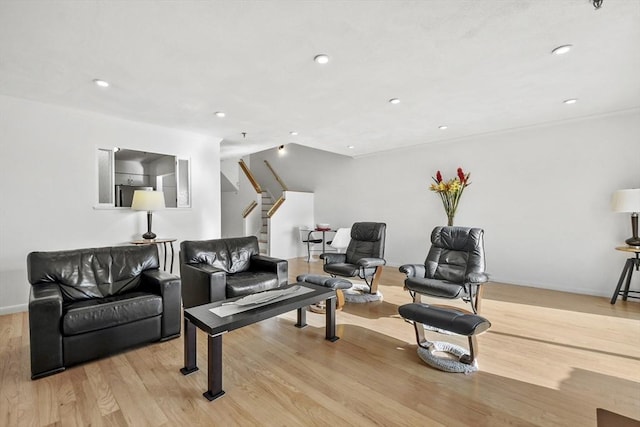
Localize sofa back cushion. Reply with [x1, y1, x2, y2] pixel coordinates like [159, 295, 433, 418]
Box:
[180, 236, 259, 273]
[28, 245, 159, 301]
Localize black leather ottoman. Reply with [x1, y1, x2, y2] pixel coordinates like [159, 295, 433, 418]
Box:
[296, 274, 352, 311]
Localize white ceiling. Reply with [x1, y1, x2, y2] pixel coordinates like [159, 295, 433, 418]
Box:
[0, 1, 638, 159]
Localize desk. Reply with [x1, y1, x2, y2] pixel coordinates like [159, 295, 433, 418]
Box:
[130, 238, 177, 273]
[610, 246, 640, 304]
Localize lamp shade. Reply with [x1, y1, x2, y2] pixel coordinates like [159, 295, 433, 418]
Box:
[131, 190, 165, 212]
[612, 189, 640, 213]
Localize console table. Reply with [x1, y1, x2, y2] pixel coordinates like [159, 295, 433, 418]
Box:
[610, 246, 640, 304]
[130, 238, 176, 273]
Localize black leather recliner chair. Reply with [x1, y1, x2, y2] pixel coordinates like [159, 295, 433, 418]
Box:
[180, 236, 288, 308]
[320, 222, 387, 294]
[27, 245, 182, 380]
[400, 226, 489, 313]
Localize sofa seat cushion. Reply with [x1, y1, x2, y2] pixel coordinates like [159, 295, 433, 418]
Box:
[226, 272, 279, 297]
[62, 292, 162, 336]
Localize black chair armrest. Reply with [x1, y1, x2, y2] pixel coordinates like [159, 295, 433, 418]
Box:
[28, 283, 64, 379]
[399, 264, 426, 279]
[251, 255, 288, 286]
[466, 272, 489, 284]
[320, 253, 346, 264]
[141, 270, 182, 338]
[357, 258, 386, 268]
[181, 263, 227, 308]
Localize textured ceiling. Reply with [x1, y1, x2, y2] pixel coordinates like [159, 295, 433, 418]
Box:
[0, 1, 638, 159]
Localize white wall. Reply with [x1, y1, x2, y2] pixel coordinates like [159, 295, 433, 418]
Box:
[250, 110, 640, 297]
[221, 156, 261, 238]
[268, 191, 315, 259]
[0, 95, 222, 314]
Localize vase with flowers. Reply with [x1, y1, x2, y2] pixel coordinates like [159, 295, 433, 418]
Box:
[429, 167, 471, 226]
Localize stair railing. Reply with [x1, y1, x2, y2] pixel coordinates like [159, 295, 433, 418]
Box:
[267, 196, 285, 218]
[239, 159, 262, 194]
[264, 160, 288, 192]
[242, 200, 258, 218]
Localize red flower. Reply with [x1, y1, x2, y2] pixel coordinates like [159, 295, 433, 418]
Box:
[436, 171, 442, 182]
[457, 167, 465, 183]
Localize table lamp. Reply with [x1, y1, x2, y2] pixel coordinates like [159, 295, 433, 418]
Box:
[612, 188, 640, 247]
[131, 190, 165, 240]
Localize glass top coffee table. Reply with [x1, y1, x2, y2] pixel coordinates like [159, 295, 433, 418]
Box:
[180, 283, 338, 401]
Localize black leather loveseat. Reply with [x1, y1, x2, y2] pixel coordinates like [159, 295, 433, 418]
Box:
[27, 245, 181, 379]
[180, 236, 288, 308]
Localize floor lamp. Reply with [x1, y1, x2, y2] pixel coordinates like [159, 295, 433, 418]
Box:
[612, 188, 640, 247]
[131, 190, 165, 240]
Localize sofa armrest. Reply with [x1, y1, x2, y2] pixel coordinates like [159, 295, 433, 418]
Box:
[251, 255, 288, 286]
[141, 270, 182, 339]
[29, 283, 64, 379]
[180, 263, 227, 308]
[466, 272, 489, 284]
[399, 264, 426, 279]
[357, 257, 386, 268]
[320, 253, 346, 264]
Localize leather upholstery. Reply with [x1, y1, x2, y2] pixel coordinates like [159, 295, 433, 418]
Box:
[321, 222, 386, 291]
[398, 303, 491, 336]
[27, 245, 181, 380]
[296, 274, 353, 290]
[28, 245, 159, 301]
[400, 226, 488, 309]
[180, 236, 288, 308]
[62, 292, 162, 335]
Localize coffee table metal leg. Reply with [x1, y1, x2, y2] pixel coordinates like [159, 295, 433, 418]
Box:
[180, 318, 199, 375]
[295, 306, 307, 328]
[325, 296, 339, 342]
[203, 333, 225, 401]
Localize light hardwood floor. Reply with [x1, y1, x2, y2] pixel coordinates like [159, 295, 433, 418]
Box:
[1, 258, 639, 426]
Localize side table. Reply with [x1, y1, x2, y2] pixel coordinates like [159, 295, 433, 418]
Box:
[130, 238, 177, 273]
[610, 246, 640, 304]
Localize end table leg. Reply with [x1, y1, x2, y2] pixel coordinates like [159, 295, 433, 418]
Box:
[203, 333, 225, 401]
[611, 259, 633, 304]
[325, 296, 339, 342]
[180, 318, 199, 375]
[169, 242, 175, 274]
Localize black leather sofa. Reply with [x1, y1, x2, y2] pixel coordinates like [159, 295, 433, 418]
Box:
[27, 245, 181, 380]
[180, 236, 288, 308]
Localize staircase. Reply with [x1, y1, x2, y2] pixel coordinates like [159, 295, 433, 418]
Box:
[259, 192, 273, 255]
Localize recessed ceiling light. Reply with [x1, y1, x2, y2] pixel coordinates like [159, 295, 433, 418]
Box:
[563, 99, 578, 104]
[289, 131, 298, 136]
[93, 79, 109, 88]
[347, 145, 355, 149]
[551, 45, 573, 55]
[389, 98, 400, 104]
[438, 125, 448, 130]
[214, 111, 226, 118]
[314, 54, 329, 64]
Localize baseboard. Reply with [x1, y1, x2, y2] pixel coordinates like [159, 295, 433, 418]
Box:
[0, 304, 28, 315]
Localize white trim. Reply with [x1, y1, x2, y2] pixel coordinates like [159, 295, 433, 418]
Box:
[0, 304, 28, 315]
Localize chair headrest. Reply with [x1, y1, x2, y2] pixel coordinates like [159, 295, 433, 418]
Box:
[431, 226, 484, 251]
[351, 222, 386, 242]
